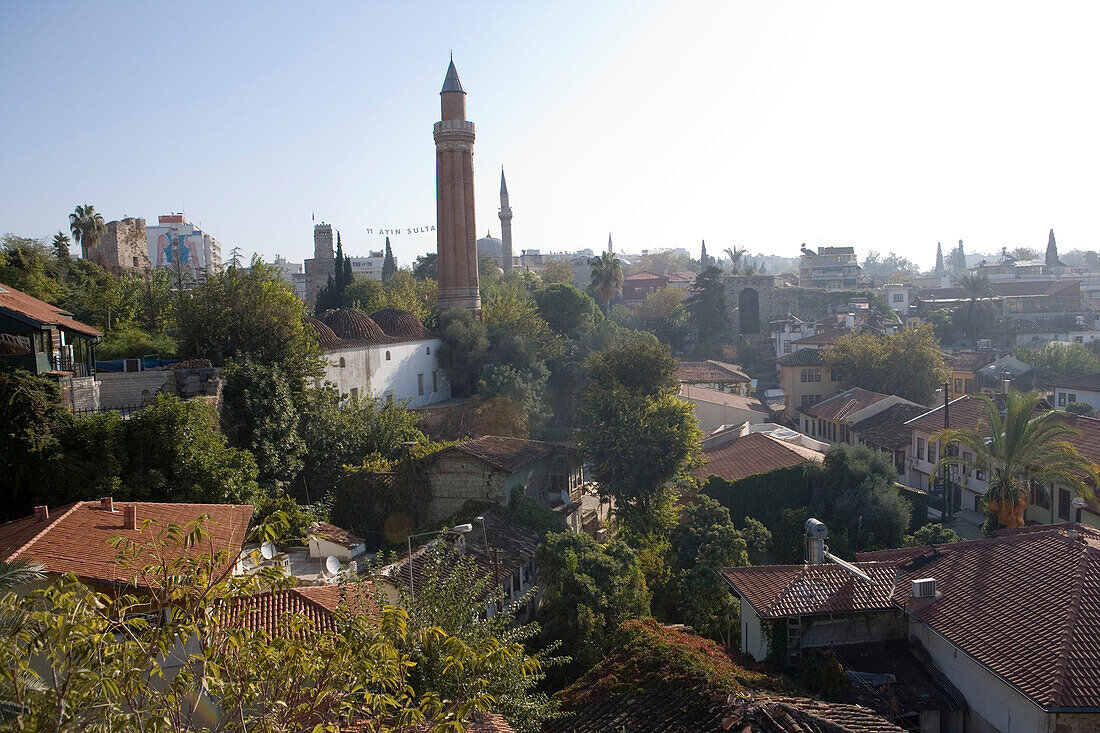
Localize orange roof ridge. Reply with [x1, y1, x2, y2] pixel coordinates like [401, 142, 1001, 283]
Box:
[7, 501, 84, 562]
[1049, 545, 1092, 704]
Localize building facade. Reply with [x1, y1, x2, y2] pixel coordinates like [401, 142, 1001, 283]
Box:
[146, 214, 222, 281]
[87, 218, 151, 271]
[798, 246, 860, 290]
[304, 223, 335, 305]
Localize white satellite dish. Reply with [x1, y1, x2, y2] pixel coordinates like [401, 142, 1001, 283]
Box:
[323, 555, 341, 577]
[260, 541, 276, 560]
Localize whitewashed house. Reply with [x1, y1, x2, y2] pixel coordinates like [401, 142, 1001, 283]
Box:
[305, 307, 451, 407]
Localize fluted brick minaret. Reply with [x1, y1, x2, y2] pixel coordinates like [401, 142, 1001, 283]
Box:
[434, 58, 481, 314]
[499, 168, 513, 273]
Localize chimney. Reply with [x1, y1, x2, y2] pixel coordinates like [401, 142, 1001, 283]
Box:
[100, 496, 114, 512]
[123, 505, 138, 530]
[804, 518, 828, 564]
[34, 505, 49, 523]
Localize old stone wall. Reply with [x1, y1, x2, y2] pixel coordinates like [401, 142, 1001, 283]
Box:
[99, 218, 150, 271]
[96, 367, 221, 410]
[724, 276, 867, 336]
[69, 376, 100, 412]
[424, 454, 508, 523]
[1055, 713, 1100, 733]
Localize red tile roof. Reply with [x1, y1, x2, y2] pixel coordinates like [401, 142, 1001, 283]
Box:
[944, 351, 996, 372]
[721, 562, 899, 618]
[856, 524, 1100, 710]
[438, 435, 571, 474]
[677, 360, 750, 384]
[851, 403, 928, 451]
[0, 282, 102, 337]
[308, 522, 365, 549]
[228, 583, 378, 636]
[791, 328, 849, 346]
[775, 349, 824, 367]
[904, 394, 995, 435]
[696, 432, 823, 482]
[678, 384, 770, 413]
[798, 387, 891, 421]
[342, 712, 514, 732]
[0, 501, 253, 588]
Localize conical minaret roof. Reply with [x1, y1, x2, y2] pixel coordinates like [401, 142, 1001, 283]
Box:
[441, 58, 465, 94]
[500, 168, 508, 196]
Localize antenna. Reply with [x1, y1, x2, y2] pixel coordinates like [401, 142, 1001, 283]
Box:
[324, 555, 341, 577]
[260, 541, 276, 560]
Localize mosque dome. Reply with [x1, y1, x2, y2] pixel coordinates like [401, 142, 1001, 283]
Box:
[303, 316, 342, 349]
[476, 231, 503, 259]
[320, 308, 389, 344]
[369, 308, 434, 341]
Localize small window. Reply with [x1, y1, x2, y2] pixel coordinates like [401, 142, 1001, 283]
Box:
[954, 378, 963, 393]
[426, 346, 431, 355]
[917, 437, 925, 461]
[1059, 392, 1067, 407]
[339, 357, 346, 368]
[1069, 393, 1077, 404]
[1058, 488, 1072, 520]
[432, 370, 439, 392]
[417, 373, 424, 396]
[349, 387, 358, 400]
[928, 442, 937, 464]
[385, 351, 391, 361]
[830, 368, 841, 382]
[784, 342, 792, 353]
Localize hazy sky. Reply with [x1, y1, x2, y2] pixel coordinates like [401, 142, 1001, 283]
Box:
[3, 1, 1098, 270]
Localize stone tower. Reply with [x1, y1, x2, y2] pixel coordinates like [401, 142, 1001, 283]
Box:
[498, 168, 513, 273]
[434, 58, 481, 314]
[305, 223, 335, 306]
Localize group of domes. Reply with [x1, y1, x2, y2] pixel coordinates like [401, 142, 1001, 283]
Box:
[304, 307, 433, 348]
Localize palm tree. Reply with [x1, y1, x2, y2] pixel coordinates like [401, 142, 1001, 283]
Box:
[955, 272, 994, 341]
[931, 391, 1098, 529]
[68, 203, 106, 260]
[724, 246, 747, 275]
[0, 559, 44, 722]
[588, 251, 623, 314]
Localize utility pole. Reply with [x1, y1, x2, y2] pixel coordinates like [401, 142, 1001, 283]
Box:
[490, 547, 504, 614]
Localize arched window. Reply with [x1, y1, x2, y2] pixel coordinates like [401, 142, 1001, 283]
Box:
[338, 357, 346, 368]
[426, 346, 431, 355]
[385, 351, 391, 361]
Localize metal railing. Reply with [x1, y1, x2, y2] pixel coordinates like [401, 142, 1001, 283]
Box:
[50, 354, 91, 377]
[73, 404, 147, 419]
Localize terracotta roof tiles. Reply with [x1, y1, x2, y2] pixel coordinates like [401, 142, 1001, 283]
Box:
[227, 583, 378, 637]
[439, 435, 570, 474]
[798, 387, 891, 421]
[0, 501, 253, 588]
[677, 359, 751, 384]
[775, 349, 824, 367]
[851, 403, 928, 451]
[0, 282, 102, 338]
[1054, 372, 1100, 392]
[678, 384, 770, 413]
[369, 308, 434, 341]
[696, 432, 823, 482]
[722, 562, 899, 618]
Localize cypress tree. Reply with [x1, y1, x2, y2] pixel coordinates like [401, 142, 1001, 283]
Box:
[382, 237, 397, 282]
[954, 240, 966, 271]
[1046, 229, 1061, 267]
[934, 242, 944, 274]
[700, 240, 712, 268]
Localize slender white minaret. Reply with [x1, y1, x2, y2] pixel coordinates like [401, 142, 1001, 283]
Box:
[499, 168, 513, 273]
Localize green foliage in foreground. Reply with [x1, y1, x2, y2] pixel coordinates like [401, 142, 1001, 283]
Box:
[0, 517, 536, 731]
[903, 522, 962, 547]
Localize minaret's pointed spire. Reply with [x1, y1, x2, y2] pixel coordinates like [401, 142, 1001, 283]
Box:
[500, 167, 508, 196]
[608, 232, 613, 253]
[441, 58, 464, 94]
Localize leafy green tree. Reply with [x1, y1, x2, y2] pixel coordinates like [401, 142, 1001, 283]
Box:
[96, 323, 176, 360]
[740, 516, 772, 565]
[478, 362, 551, 432]
[535, 532, 650, 684]
[588, 251, 623, 314]
[437, 308, 490, 397]
[0, 234, 62, 302]
[806, 445, 912, 554]
[413, 252, 438, 280]
[176, 259, 323, 386]
[903, 522, 962, 547]
[931, 391, 1097, 529]
[533, 282, 600, 340]
[577, 333, 701, 528]
[0, 371, 72, 522]
[686, 266, 728, 347]
[68, 203, 106, 261]
[342, 274, 387, 312]
[636, 286, 689, 349]
[250, 490, 329, 547]
[1, 516, 526, 731]
[723, 246, 747, 274]
[382, 236, 398, 282]
[955, 272, 995, 341]
[1015, 342, 1100, 387]
[823, 324, 949, 403]
[481, 277, 551, 346]
[382, 270, 437, 321]
[400, 543, 560, 733]
[138, 267, 175, 334]
[316, 232, 353, 312]
[1067, 401, 1095, 416]
[540, 258, 575, 284]
[222, 358, 306, 489]
[669, 496, 748, 646]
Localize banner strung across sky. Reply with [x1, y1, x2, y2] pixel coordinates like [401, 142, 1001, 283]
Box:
[364, 225, 436, 236]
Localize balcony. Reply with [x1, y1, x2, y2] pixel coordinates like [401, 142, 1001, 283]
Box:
[50, 354, 92, 377]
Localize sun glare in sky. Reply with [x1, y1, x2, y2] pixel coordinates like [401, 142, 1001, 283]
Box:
[2, 1, 1098, 268]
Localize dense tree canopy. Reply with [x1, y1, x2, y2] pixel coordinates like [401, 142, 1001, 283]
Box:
[824, 324, 948, 403]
